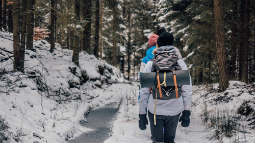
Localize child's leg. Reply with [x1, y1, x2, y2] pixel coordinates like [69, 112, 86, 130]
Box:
[163, 114, 180, 143]
[148, 112, 164, 142]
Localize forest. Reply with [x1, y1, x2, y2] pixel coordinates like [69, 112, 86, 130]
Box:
[0, 0, 255, 143]
[0, 0, 254, 88]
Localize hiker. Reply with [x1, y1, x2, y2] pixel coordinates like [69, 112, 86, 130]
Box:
[140, 27, 166, 72]
[140, 34, 159, 72]
[138, 32, 192, 143]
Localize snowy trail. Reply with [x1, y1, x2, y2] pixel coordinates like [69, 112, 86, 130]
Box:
[104, 87, 216, 143]
[175, 113, 213, 143]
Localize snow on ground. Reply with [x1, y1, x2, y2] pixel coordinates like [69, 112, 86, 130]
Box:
[105, 81, 255, 143]
[0, 31, 127, 143]
[105, 85, 214, 143]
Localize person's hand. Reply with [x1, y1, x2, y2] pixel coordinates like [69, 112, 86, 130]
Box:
[179, 110, 191, 127]
[139, 114, 148, 130]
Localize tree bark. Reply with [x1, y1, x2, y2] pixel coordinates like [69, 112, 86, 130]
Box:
[13, 0, 22, 71]
[213, 0, 229, 91]
[72, 0, 80, 66]
[94, 0, 99, 57]
[229, 0, 239, 80]
[3, 0, 7, 31]
[99, 0, 104, 58]
[127, 10, 131, 80]
[26, 0, 34, 50]
[83, 0, 92, 53]
[49, 0, 56, 53]
[72, 34, 80, 65]
[111, 0, 118, 66]
[0, 0, 2, 30]
[239, 0, 250, 83]
[7, 4, 13, 32]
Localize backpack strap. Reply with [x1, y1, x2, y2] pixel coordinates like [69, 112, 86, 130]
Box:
[173, 71, 179, 98]
[160, 72, 167, 87]
[156, 71, 163, 99]
[154, 91, 157, 126]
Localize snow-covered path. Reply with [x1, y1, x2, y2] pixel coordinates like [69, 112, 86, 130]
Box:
[175, 113, 213, 143]
[104, 87, 215, 143]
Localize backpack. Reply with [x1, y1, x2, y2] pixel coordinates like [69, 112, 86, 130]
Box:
[151, 46, 182, 100]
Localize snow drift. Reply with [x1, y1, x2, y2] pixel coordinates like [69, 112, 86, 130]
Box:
[0, 31, 131, 143]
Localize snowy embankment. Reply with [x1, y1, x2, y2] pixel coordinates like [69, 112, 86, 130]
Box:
[0, 31, 132, 143]
[106, 81, 255, 143]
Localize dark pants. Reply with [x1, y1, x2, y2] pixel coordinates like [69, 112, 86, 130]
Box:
[148, 112, 180, 143]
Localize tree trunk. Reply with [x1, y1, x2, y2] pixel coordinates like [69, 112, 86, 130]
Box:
[13, 0, 22, 71]
[229, 1, 239, 80]
[239, 0, 250, 83]
[72, 35, 80, 65]
[49, 0, 56, 53]
[213, 0, 229, 91]
[99, 0, 104, 58]
[0, 0, 2, 30]
[18, 0, 27, 72]
[75, 0, 80, 19]
[3, 0, 7, 31]
[111, 1, 118, 66]
[72, 0, 80, 66]
[26, 0, 34, 50]
[94, 0, 99, 57]
[7, 4, 13, 32]
[83, 0, 92, 53]
[127, 10, 131, 80]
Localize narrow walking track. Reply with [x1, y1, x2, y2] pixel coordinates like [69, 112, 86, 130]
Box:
[175, 113, 213, 143]
[69, 87, 214, 143]
[104, 88, 216, 143]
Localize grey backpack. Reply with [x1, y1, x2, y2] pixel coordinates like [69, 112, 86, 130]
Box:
[151, 46, 182, 100]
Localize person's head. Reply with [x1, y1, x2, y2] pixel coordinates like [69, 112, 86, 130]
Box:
[148, 34, 159, 48]
[157, 32, 174, 47]
[156, 27, 166, 36]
